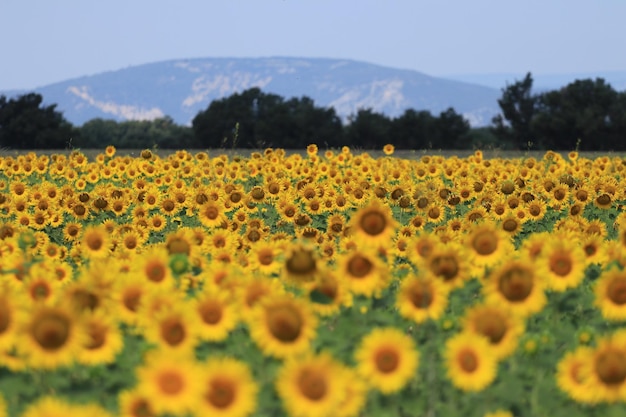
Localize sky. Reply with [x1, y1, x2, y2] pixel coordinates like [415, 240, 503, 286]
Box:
[1, 0, 625, 91]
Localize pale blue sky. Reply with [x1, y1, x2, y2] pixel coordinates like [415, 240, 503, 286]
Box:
[1, 0, 625, 90]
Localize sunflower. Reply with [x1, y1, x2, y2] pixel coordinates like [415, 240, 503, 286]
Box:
[282, 242, 320, 286]
[197, 357, 259, 417]
[19, 305, 86, 369]
[248, 294, 317, 359]
[336, 248, 389, 297]
[199, 200, 228, 228]
[594, 267, 626, 321]
[276, 352, 347, 417]
[555, 346, 597, 404]
[142, 305, 200, 355]
[80, 225, 112, 259]
[465, 220, 514, 272]
[537, 236, 587, 292]
[118, 388, 158, 417]
[193, 287, 239, 342]
[235, 274, 285, 321]
[461, 303, 525, 360]
[444, 331, 498, 392]
[354, 327, 419, 394]
[580, 332, 626, 403]
[396, 272, 449, 323]
[0, 288, 23, 350]
[424, 243, 470, 290]
[135, 351, 203, 416]
[248, 240, 283, 276]
[483, 256, 547, 318]
[349, 200, 397, 247]
[76, 311, 124, 365]
[133, 245, 175, 288]
[406, 233, 441, 267]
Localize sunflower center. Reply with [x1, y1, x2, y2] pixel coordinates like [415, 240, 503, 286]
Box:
[30, 282, 51, 300]
[359, 211, 386, 236]
[130, 399, 155, 417]
[502, 219, 519, 232]
[430, 255, 459, 281]
[550, 254, 572, 277]
[298, 368, 327, 401]
[607, 278, 626, 305]
[86, 234, 103, 251]
[199, 300, 223, 325]
[427, 206, 441, 220]
[123, 288, 142, 312]
[266, 304, 302, 343]
[285, 249, 317, 277]
[457, 349, 478, 373]
[157, 371, 184, 395]
[72, 289, 100, 312]
[595, 349, 626, 386]
[408, 281, 433, 308]
[473, 231, 498, 256]
[474, 313, 507, 344]
[206, 377, 236, 409]
[145, 262, 167, 282]
[167, 238, 190, 255]
[0, 301, 11, 333]
[597, 194, 611, 206]
[375, 348, 400, 373]
[498, 267, 533, 302]
[161, 318, 186, 346]
[347, 255, 373, 278]
[258, 250, 274, 266]
[86, 322, 107, 350]
[32, 311, 71, 351]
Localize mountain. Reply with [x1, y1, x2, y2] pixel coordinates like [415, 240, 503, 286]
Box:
[0, 57, 502, 127]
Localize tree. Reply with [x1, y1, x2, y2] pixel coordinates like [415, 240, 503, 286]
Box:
[389, 109, 437, 149]
[192, 88, 343, 149]
[0, 93, 76, 149]
[532, 78, 622, 150]
[434, 108, 471, 149]
[344, 108, 392, 149]
[491, 73, 537, 149]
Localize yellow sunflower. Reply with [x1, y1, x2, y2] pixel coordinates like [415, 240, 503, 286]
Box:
[307, 268, 353, 317]
[334, 365, 368, 417]
[424, 242, 471, 291]
[537, 236, 587, 292]
[464, 220, 514, 272]
[483, 256, 547, 318]
[276, 352, 347, 417]
[444, 331, 498, 392]
[580, 332, 626, 403]
[594, 267, 626, 321]
[349, 200, 398, 247]
[20, 396, 73, 417]
[336, 248, 389, 297]
[197, 357, 259, 417]
[141, 304, 200, 356]
[461, 303, 525, 360]
[76, 311, 124, 366]
[80, 225, 112, 259]
[248, 294, 318, 359]
[282, 242, 320, 287]
[396, 272, 449, 323]
[135, 351, 203, 416]
[354, 327, 419, 394]
[19, 305, 87, 369]
[118, 388, 158, 417]
[555, 346, 597, 404]
[193, 287, 239, 342]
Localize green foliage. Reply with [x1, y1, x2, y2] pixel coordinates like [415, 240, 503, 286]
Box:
[0, 93, 77, 149]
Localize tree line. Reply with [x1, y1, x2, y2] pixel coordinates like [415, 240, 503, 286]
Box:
[1, 75, 625, 151]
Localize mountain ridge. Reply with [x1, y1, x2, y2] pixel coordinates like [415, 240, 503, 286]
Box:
[0, 57, 502, 127]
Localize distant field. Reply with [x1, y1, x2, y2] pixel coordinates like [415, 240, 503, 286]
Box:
[2, 148, 625, 160]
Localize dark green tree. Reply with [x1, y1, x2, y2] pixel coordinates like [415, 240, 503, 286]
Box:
[192, 88, 343, 149]
[532, 78, 623, 150]
[435, 108, 472, 149]
[389, 109, 437, 149]
[344, 108, 392, 149]
[491, 72, 536, 149]
[0, 93, 76, 149]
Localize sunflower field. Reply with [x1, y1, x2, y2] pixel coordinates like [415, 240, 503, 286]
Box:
[1, 145, 626, 417]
